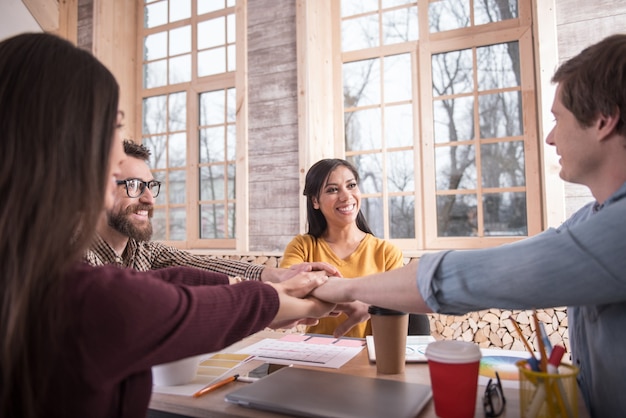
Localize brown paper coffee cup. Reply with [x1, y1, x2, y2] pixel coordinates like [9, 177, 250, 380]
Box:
[368, 306, 408, 374]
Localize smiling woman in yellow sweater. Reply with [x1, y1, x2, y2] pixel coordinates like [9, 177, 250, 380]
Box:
[280, 159, 405, 338]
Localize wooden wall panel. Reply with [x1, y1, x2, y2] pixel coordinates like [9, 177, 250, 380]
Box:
[247, 0, 300, 252]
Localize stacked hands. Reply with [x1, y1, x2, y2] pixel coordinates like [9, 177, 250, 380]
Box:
[265, 262, 363, 336]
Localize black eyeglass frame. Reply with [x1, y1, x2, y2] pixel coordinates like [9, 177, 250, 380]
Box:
[483, 371, 506, 417]
[116, 178, 161, 198]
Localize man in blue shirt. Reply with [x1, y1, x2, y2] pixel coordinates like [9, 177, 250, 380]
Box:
[313, 34, 626, 417]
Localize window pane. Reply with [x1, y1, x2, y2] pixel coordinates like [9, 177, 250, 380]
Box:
[477, 42, 520, 91]
[226, 88, 236, 121]
[168, 170, 186, 204]
[198, 0, 227, 15]
[387, 150, 414, 192]
[382, 0, 415, 7]
[385, 104, 413, 148]
[435, 145, 476, 190]
[168, 92, 186, 131]
[169, 54, 191, 84]
[144, 60, 167, 89]
[341, 0, 378, 17]
[199, 127, 225, 163]
[145, 135, 167, 169]
[226, 125, 236, 160]
[349, 153, 382, 194]
[198, 48, 226, 77]
[437, 194, 477, 236]
[343, 58, 381, 107]
[170, 26, 191, 56]
[479, 91, 522, 138]
[429, 0, 469, 32]
[200, 90, 225, 126]
[433, 96, 474, 144]
[143, 95, 167, 135]
[475, 0, 518, 25]
[384, 54, 411, 103]
[144, 32, 167, 60]
[168, 133, 186, 167]
[153, 171, 166, 205]
[198, 18, 225, 50]
[345, 109, 382, 151]
[432, 49, 473, 96]
[227, 13, 236, 43]
[145, 1, 167, 28]
[389, 195, 415, 238]
[200, 166, 225, 200]
[170, 0, 191, 22]
[483, 192, 527, 236]
[227, 44, 236, 72]
[152, 208, 166, 240]
[382, 6, 418, 44]
[227, 163, 236, 199]
[341, 14, 379, 52]
[169, 207, 186, 240]
[360, 196, 383, 237]
[481, 141, 525, 188]
[200, 204, 225, 238]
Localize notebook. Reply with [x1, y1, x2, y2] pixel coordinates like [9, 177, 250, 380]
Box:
[225, 367, 432, 418]
[366, 335, 436, 363]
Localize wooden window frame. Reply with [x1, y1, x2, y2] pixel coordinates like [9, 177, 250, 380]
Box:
[297, 0, 565, 256]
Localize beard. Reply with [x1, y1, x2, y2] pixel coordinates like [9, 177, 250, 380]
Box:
[107, 203, 154, 242]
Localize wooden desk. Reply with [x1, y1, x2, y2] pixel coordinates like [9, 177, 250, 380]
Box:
[149, 330, 583, 418]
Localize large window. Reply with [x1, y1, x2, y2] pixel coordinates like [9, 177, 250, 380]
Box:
[139, 0, 240, 248]
[339, 0, 540, 250]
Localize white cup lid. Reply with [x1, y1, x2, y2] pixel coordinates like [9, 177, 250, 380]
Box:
[425, 340, 482, 364]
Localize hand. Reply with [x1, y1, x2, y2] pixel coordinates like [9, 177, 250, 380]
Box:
[310, 276, 354, 304]
[288, 262, 342, 277]
[268, 270, 330, 299]
[269, 294, 336, 329]
[329, 301, 371, 338]
[269, 309, 325, 330]
[261, 262, 342, 283]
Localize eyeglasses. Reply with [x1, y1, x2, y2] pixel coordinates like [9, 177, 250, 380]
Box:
[116, 178, 161, 198]
[483, 371, 506, 417]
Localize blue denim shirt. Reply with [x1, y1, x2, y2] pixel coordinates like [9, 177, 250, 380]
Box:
[418, 181, 626, 417]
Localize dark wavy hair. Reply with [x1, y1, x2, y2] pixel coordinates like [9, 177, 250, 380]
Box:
[123, 138, 151, 161]
[0, 33, 119, 417]
[303, 159, 373, 238]
[552, 34, 626, 137]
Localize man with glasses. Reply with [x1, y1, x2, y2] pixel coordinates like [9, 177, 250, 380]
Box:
[85, 140, 339, 282]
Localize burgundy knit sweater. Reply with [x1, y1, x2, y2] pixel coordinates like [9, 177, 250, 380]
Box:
[44, 263, 279, 417]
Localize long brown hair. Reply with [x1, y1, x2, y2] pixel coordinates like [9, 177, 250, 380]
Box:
[0, 33, 119, 417]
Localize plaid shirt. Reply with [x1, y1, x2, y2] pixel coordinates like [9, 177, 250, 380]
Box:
[84, 234, 264, 280]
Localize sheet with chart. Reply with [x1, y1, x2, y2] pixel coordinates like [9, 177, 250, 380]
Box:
[235, 333, 366, 368]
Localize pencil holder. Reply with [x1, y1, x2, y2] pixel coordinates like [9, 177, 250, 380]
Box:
[516, 360, 579, 418]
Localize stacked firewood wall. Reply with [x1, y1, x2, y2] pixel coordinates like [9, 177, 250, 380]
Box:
[214, 255, 569, 354]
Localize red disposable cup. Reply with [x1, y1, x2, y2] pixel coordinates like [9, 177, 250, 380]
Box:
[425, 340, 482, 418]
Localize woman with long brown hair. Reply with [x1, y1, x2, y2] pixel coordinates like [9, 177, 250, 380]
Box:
[0, 33, 334, 418]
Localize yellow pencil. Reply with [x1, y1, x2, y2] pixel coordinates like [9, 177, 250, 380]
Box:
[509, 317, 537, 360]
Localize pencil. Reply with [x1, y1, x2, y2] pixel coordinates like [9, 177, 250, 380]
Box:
[508, 317, 537, 360]
[533, 311, 548, 372]
[192, 374, 239, 398]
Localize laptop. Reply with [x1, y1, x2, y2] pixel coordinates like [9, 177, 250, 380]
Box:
[225, 367, 432, 418]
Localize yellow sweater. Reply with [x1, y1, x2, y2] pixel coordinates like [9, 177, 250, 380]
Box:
[280, 233, 403, 338]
